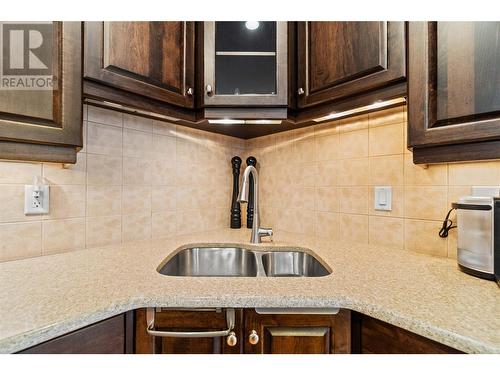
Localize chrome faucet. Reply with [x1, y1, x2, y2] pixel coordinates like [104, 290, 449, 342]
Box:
[237, 165, 273, 244]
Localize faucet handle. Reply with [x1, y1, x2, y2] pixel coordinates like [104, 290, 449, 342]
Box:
[258, 228, 273, 242]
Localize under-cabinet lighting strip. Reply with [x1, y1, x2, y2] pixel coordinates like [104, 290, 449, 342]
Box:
[86, 99, 181, 122]
[246, 119, 282, 125]
[208, 119, 245, 125]
[208, 119, 282, 125]
[215, 51, 276, 56]
[313, 97, 406, 123]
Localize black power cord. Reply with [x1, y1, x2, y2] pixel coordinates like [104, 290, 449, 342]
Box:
[439, 207, 457, 238]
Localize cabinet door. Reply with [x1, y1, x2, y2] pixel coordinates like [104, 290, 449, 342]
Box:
[352, 314, 462, 354]
[296, 22, 406, 108]
[135, 309, 243, 354]
[408, 22, 500, 164]
[0, 22, 82, 163]
[244, 309, 351, 354]
[19, 313, 134, 354]
[84, 22, 195, 108]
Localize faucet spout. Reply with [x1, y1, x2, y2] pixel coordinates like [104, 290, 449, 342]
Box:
[237, 174, 250, 203]
[238, 165, 272, 244]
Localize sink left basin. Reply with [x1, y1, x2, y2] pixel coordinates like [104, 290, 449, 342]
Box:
[158, 247, 258, 277]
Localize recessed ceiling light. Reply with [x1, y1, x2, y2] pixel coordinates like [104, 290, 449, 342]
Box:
[245, 21, 260, 30]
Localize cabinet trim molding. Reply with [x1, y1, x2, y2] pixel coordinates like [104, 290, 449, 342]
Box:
[0, 141, 77, 163]
[412, 140, 500, 164]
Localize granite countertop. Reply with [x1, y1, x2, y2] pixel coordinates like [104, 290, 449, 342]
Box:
[0, 229, 498, 354]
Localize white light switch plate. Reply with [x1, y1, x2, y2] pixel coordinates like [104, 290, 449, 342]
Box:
[24, 185, 50, 215]
[374, 186, 392, 211]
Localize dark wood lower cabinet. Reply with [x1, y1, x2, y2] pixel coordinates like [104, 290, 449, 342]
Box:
[134, 308, 351, 354]
[19, 312, 134, 354]
[351, 313, 462, 354]
[18, 309, 463, 354]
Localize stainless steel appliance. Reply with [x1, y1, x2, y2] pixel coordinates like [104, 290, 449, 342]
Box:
[453, 196, 500, 282]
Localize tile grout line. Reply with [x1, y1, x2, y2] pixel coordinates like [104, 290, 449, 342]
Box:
[119, 111, 124, 245]
[84, 105, 88, 251]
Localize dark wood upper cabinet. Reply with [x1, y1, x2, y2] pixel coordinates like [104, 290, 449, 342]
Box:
[84, 22, 195, 108]
[0, 22, 82, 163]
[408, 22, 500, 164]
[80, 21, 410, 138]
[296, 22, 406, 109]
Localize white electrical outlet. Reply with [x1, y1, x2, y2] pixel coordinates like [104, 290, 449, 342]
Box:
[471, 186, 500, 198]
[374, 186, 392, 211]
[24, 177, 50, 215]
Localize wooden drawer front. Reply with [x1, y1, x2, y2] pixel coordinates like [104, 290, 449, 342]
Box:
[20, 314, 128, 354]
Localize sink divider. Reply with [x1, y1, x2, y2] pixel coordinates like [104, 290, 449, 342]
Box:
[253, 251, 267, 277]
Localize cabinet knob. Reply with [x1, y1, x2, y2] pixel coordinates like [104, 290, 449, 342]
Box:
[186, 87, 193, 96]
[297, 87, 305, 96]
[206, 84, 214, 96]
[248, 330, 259, 345]
[226, 331, 238, 347]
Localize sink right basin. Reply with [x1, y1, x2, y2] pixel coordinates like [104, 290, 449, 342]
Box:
[261, 251, 330, 277]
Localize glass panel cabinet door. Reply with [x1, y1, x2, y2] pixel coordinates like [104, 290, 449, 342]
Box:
[204, 21, 287, 106]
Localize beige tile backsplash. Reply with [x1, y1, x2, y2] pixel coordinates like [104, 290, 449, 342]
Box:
[0, 105, 244, 262]
[1, 104, 500, 262]
[246, 105, 500, 259]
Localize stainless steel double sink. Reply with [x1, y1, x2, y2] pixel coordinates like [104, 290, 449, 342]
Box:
[157, 246, 330, 277]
